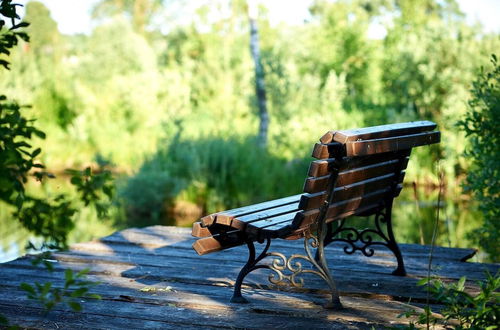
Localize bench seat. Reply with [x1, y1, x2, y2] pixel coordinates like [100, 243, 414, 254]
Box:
[192, 194, 302, 255]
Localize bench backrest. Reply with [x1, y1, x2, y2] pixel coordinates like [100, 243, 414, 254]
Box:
[290, 121, 440, 234]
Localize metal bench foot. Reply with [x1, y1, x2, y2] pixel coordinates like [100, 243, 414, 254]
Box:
[230, 295, 249, 304]
[325, 296, 343, 310]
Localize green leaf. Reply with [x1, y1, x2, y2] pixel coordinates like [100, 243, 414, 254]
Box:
[457, 276, 466, 291]
[12, 22, 29, 28]
[45, 301, 55, 312]
[31, 148, 41, 158]
[70, 288, 88, 298]
[76, 268, 90, 277]
[416, 278, 430, 286]
[33, 129, 46, 139]
[68, 301, 82, 312]
[20, 283, 35, 295]
[65, 269, 74, 282]
[42, 282, 52, 294]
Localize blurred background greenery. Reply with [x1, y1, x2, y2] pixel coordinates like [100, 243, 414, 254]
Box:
[1, 0, 498, 262]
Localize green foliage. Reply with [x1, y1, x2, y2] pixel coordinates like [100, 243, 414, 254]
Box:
[15, 195, 75, 248]
[399, 273, 500, 329]
[0, 312, 18, 329]
[66, 166, 115, 218]
[92, 0, 165, 35]
[24, 1, 60, 60]
[457, 56, 500, 262]
[20, 253, 101, 313]
[0, 0, 117, 250]
[119, 130, 309, 226]
[1, 0, 500, 259]
[0, 98, 46, 206]
[0, 0, 29, 69]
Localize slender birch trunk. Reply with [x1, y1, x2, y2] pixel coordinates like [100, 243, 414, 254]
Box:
[248, 1, 269, 149]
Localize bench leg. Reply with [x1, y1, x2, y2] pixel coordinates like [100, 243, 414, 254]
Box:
[231, 238, 271, 304]
[230, 230, 343, 309]
[313, 224, 343, 309]
[322, 203, 407, 276]
[384, 208, 406, 276]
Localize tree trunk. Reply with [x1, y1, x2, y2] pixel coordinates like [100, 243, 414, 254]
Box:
[248, 2, 268, 149]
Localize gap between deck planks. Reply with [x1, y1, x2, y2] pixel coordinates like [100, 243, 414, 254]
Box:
[0, 226, 497, 329]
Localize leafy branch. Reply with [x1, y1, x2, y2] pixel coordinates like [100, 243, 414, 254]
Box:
[399, 272, 499, 329]
[20, 253, 101, 313]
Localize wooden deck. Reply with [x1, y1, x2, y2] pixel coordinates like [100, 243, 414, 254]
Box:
[0, 226, 498, 329]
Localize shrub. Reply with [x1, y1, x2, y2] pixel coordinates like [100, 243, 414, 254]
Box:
[457, 55, 500, 262]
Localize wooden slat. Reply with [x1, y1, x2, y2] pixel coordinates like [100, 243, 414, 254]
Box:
[307, 159, 334, 177]
[334, 121, 437, 143]
[303, 174, 330, 193]
[301, 173, 399, 211]
[303, 158, 406, 194]
[336, 159, 403, 186]
[292, 188, 392, 229]
[192, 230, 243, 255]
[200, 194, 301, 227]
[346, 131, 440, 156]
[333, 173, 399, 201]
[200, 214, 217, 227]
[192, 223, 238, 238]
[245, 213, 296, 238]
[308, 152, 410, 178]
[319, 130, 336, 144]
[311, 142, 344, 159]
[192, 222, 211, 237]
[215, 202, 300, 230]
[258, 222, 293, 239]
[299, 192, 325, 210]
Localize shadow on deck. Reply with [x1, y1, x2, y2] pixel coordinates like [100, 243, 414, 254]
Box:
[0, 226, 498, 329]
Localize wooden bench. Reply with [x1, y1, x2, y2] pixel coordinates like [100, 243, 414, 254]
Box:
[191, 121, 440, 309]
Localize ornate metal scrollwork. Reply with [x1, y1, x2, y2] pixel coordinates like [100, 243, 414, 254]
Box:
[266, 234, 332, 289]
[327, 209, 390, 256]
[231, 226, 342, 309]
[324, 204, 406, 276]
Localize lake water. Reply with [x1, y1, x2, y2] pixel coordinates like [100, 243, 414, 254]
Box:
[0, 181, 483, 263]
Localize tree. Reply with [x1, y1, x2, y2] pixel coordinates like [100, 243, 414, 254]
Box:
[247, 0, 268, 148]
[24, 1, 61, 59]
[92, 0, 166, 35]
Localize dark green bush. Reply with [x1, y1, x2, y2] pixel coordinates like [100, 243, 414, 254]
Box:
[457, 55, 500, 262]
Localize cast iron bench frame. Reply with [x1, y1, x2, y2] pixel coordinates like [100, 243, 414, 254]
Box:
[191, 121, 440, 309]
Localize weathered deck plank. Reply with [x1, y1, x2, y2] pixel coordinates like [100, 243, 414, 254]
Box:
[0, 226, 498, 329]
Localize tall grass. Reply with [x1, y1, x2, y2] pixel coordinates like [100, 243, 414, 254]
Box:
[119, 129, 310, 227]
